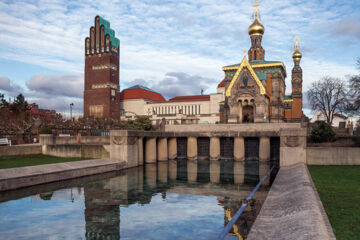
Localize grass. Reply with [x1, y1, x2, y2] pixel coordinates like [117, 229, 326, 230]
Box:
[308, 165, 360, 240]
[0, 154, 92, 169]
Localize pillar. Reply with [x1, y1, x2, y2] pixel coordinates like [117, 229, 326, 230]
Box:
[187, 160, 198, 183]
[138, 137, 143, 165]
[158, 161, 168, 184]
[234, 161, 245, 184]
[210, 137, 220, 160]
[259, 162, 270, 186]
[234, 137, 245, 161]
[259, 137, 270, 161]
[210, 161, 220, 184]
[145, 137, 157, 163]
[168, 138, 177, 160]
[169, 160, 177, 180]
[187, 137, 198, 160]
[145, 164, 157, 188]
[157, 138, 168, 161]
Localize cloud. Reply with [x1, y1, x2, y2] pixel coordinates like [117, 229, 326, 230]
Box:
[331, 17, 360, 40]
[124, 72, 218, 99]
[0, 76, 23, 96]
[26, 74, 83, 98]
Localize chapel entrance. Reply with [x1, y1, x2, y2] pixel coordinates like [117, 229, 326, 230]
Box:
[242, 105, 254, 123]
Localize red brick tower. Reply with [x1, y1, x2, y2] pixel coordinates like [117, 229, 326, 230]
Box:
[84, 16, 120, 119]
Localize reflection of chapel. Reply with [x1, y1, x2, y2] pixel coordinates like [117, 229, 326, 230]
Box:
[219, 1, 303, 123]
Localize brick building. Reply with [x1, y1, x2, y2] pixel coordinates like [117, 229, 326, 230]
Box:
[83, 16, 121, 119]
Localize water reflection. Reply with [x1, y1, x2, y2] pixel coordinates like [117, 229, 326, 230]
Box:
[0, 160, 275, 240]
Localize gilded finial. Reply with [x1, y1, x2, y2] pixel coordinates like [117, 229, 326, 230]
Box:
[294, 36, 300, 50]
[252, 0, 261, 21]
[243, 49, 247, 57]
[292, 36, 302, 62]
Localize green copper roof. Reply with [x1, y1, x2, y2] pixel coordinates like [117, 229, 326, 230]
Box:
[126, 85, 160, 94]
[223, 60, 284, 68]
[99, 16, 119, 48]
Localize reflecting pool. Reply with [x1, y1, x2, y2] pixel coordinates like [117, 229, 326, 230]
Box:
[0, 160, 275, 240]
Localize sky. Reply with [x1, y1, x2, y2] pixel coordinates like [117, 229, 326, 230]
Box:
[0, 0, 359, 116]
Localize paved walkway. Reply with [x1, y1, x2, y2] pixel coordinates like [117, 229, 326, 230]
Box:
[248, 163, 335, 240]
[0, 159, 125, 191]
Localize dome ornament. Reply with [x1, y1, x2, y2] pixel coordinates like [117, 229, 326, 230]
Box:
[252, 0, 261, 21]
[292, 36, 302, 62]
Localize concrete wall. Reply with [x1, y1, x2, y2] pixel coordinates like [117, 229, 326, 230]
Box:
[44, 144, 110, 159]
[0, 145, 42, 157]
[53, 136, 109, 145]
[307, 147, 360, 165]
[165, 123, 301, 132]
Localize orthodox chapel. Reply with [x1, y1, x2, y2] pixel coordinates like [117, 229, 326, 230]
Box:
[83, 1, 303, 124]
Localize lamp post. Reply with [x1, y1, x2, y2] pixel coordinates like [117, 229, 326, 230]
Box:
[70, 103, 74, 121]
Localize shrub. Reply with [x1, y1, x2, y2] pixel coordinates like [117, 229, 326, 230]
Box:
[310, 122, 336, 143]
[39, 127, 52, 134]
[125, 117, 154, 131]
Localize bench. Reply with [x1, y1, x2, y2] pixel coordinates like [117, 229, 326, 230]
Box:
[0, 138, 11, 146]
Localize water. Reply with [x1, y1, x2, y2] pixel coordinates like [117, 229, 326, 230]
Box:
[0, 160, 275, 240]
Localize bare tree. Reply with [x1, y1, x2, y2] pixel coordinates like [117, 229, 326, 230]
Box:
[346, 59, 360, 117]
[307, 76, 348, 125]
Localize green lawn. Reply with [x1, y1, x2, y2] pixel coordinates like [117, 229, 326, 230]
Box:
[0, 154, 92, 169]
[308, 166, 360, 240]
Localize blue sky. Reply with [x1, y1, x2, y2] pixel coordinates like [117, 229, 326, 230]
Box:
[0, 0, 359, 116]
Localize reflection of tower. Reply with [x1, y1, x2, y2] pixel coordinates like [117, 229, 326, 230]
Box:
[248, 0, 265, 61]
[291, 37, 303, 121]
[84, 180, 120, 240]
[84, 16, 121, 119]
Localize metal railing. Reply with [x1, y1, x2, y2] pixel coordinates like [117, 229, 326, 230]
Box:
[216, 165, 275, 240]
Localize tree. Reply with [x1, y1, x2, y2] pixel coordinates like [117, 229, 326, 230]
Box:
[0, 93, 8, 107]
[125, 117, 154, 131]
[10, 94, 28, 113]
[307, 77, 348, 125]
[346, 59, 360, 117]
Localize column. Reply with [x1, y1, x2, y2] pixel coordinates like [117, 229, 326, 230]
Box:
[187, 137, 198, 160]
[145, 164, 157, 189]
[157, 137, 168, 161]
[210, 137, 220, 160]
[168, 138, 177, 160]
[259, 136, 270, 161]
[234, 137, 245, 161]
[169, 160, 177, 180]
[234, 161, 245, 184]
[210, 161, 220, 183]
[145, 137, 157, 163]
[138, 137, 143, 165]
[187, 160, 198, 183]
[158, 161, 168, 184]
[259, 162, 270, 186]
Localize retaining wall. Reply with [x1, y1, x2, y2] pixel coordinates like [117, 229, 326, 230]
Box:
[0, 145, 42, 157]
[307, 147, 360, 165]
[44, 144, 110, 159]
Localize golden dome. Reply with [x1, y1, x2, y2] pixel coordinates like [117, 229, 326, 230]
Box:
[248, 18, 265, 36]
[292, 49, 302, 61]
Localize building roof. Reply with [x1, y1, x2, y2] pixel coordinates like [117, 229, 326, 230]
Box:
[99, 16, 119, 48]
[169, 95, 210, 102]
[223, 60, 284, 68]
[218, 80, 225, 88]
[119, 85, 166, 102]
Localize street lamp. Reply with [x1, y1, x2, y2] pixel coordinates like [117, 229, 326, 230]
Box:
[70, 103, 74, 121]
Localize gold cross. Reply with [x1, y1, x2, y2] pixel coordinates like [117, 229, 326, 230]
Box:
[294, 36, 300, 49]
[252, 0, 260, 19]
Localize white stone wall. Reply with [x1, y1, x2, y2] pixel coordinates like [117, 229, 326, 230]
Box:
[120, 90, 225, 124]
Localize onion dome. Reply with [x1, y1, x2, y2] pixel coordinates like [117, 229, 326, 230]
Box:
[292, 49, 302, 61]
[248, 18, 265, 36]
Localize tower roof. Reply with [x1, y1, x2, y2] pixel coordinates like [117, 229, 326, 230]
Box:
[98, 16, 119, 48]
[248, 0, 264, 36]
